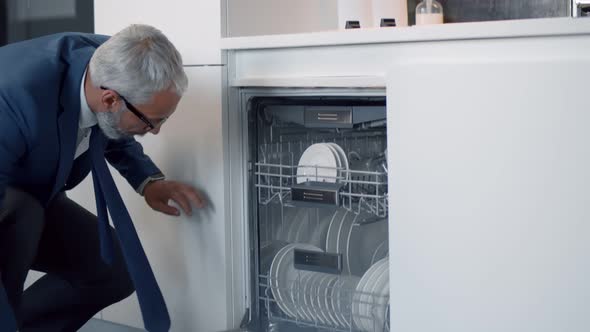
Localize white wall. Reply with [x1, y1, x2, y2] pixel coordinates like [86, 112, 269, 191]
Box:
[226, 0, 339, 37]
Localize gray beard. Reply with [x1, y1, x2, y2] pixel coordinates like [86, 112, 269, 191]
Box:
[96, 108, 128, 140]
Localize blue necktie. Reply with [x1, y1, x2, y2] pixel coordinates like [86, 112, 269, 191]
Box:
[90, 126, 170, 332]
[0, 279, 16, 332]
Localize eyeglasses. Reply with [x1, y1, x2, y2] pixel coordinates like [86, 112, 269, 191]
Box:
[100, 86, 166, 130]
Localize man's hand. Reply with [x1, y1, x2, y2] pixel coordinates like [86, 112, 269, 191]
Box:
[143, 180, 206, 216]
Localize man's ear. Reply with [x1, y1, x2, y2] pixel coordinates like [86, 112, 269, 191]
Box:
[99, 90, 120, 113]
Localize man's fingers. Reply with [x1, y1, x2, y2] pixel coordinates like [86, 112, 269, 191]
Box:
[154, 201, 180, 216]
[185, 187, 206, 208]
[171, 193, 192, 216]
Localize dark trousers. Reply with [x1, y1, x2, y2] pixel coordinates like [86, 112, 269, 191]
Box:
[0, 187, 135, 332]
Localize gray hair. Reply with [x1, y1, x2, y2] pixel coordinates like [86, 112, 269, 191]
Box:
[96, 107, 127, 140]
[89, 24, 188, 105]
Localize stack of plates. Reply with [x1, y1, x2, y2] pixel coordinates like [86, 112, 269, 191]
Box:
[344, 215, 388, 276]
[267, 230, 389, 330]
[352, 257, 389, 332]
[297, 143, 349, 184]
[326, 208, 389, 276]
[273, 266, 362, 329]
[274, 208, 334, 247]
[269, 243, 323, 319]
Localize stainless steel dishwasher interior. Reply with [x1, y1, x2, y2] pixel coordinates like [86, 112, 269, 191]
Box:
[245, 96, 390, 332]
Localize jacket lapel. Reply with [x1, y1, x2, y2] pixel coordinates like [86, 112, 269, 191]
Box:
[48, 48, 95, 203]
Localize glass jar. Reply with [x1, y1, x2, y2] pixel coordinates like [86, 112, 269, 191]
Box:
[415, 0, 443, 25]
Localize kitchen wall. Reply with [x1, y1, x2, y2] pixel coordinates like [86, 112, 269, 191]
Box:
[226, 0, 338, 37]
[407, 0, 570, 25]
[225, 0, 571, 37]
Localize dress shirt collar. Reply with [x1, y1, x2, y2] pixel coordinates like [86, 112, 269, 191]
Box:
[79, 68, 98, 129]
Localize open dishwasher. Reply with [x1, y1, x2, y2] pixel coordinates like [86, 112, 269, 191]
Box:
[244, 95, 389, 332]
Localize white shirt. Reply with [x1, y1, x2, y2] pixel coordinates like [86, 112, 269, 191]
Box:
[74, 68, 97, 159]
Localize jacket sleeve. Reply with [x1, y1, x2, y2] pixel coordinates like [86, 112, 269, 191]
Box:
[104, 137, 163, 192]
[0, 96, 28, 219]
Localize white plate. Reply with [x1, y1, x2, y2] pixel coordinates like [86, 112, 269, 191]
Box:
[297, 143, 339, 184]
[275, 208, 301, 241]
[294, 271, 314, 321]
[353, 258, 388, 331]
[330, 277, 348, 328]
[290, 208, 311, 243]
[352, 260, 381, 328]
[345, 222, 363, 276]
[336, 211, 359, 275]
[361, 259, 389, 331]
[282, 244, 323, 317]
[319, 274, 341, 326]
[270, 243, 322, 318]
[325, 143, 342, 170]
[357, 262, 380, 331]
[270, 244, 297, 318]
[309, 214, 333, 250]
[326, 208, 346, 253]
[346, 216, 388, 276]
[289, 208, 310, 243]
[328, 143, 349, 180]
[318, 274, 340, 327]
[333, 275, 361, 328]
[307, 273, 327, 325]
[362, 261, 389, 332]
[371, 265, 390, 332]
[260, 240, 289, 275]
[370, 240, 388, 266]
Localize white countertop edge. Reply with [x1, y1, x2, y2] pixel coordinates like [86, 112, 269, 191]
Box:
[229, 76, 386, 88]
[221, 17, 590, 50]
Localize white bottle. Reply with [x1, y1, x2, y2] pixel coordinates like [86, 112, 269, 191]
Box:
[372, 0, 408, 27]
[415, 0, 444, 25]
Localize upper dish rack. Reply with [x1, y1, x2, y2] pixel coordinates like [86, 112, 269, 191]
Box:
[254, 133, 388, 218]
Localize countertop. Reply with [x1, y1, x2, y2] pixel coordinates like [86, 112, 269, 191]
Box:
[221, 17, 590, 50]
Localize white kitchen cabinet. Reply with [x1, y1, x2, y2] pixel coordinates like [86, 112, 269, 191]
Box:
[221, 17, 590, 332]
[68, 66, 230, 331]
[386, 49, 590, 332]
[94, 0, 221, 65]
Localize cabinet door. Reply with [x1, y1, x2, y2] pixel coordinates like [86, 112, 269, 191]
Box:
[387, 56, 590, 332]
[69, 66, 229, 331]
[94, 1, 221, 65]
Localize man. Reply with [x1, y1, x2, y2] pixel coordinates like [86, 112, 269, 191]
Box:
[0, 24, 206, 331]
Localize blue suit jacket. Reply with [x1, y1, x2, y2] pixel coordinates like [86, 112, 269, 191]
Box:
[0, 32, 161, 207]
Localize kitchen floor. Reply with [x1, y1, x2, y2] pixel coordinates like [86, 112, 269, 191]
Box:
[79, 319, 145, 332]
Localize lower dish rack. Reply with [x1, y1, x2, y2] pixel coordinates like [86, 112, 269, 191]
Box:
[259, 271, 390, 332]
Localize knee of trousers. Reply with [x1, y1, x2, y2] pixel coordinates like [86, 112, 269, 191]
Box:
[87, 264, 136, 307]
[108, 267, 136, 304]
[0, 187, 45, 263]
[96, 242, 136, 305]
[0, 187, 44, 226]
[0, 187, 45, 314]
